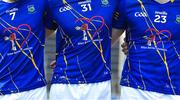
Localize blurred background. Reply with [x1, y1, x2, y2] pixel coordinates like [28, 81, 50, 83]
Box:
[44, 33, 126, 100]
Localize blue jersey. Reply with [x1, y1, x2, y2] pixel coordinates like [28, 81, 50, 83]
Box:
[47, 0, 118, 84]
[115, 0, 180, 95]
[0, 0, 47, 94]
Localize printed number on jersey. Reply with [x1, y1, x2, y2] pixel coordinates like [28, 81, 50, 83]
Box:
[10, 12, 16, 20]
[154, 15, 167, 23]
[81, 4, 92, 12]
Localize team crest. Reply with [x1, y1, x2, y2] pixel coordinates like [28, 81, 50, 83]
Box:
[176, 15, 180, 24]
[27, 5, 36, 14]
[101, 0, 110, 7]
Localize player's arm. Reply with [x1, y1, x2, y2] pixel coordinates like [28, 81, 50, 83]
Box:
[46, 28, 56, 38]
[44, 16, 58, 68]
[112, 28, 124, 46]
[50, 60, 56, 69]
[121, 41, 128, 55]
[112, 28, 128, 55]
[111, 0, 128, 54]
[45, 19, 58, 38]
[44, 11, 58, 38]
[111, 0, 126, 46]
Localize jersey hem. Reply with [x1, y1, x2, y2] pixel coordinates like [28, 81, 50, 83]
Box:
[51, 77, 111, 84]
[120, 83, 180, 95]
[0, 82, 46, 95]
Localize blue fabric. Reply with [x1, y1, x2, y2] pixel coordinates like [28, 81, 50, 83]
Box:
[117, 0, 180, 95]
[47, 0, 119, 84]
[0, 0, 47, 95]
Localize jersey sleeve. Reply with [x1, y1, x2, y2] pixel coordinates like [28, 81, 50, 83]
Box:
[112, 0, 127, 30]
[45, 13, 58, 30]
[44, 0, 58, 30]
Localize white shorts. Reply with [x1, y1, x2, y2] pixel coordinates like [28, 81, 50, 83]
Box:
[49, 80, 111, 100]
[0, 86, 47, 100]
[120, 86, 180, 100]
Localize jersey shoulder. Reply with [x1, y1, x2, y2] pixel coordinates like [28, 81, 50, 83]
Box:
[48, 0, 79, 7]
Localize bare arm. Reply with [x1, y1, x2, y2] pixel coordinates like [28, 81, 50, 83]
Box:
[112, 28, 124, 46]
[46, 28, 56, 38]
[112, 28, 128, 55]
